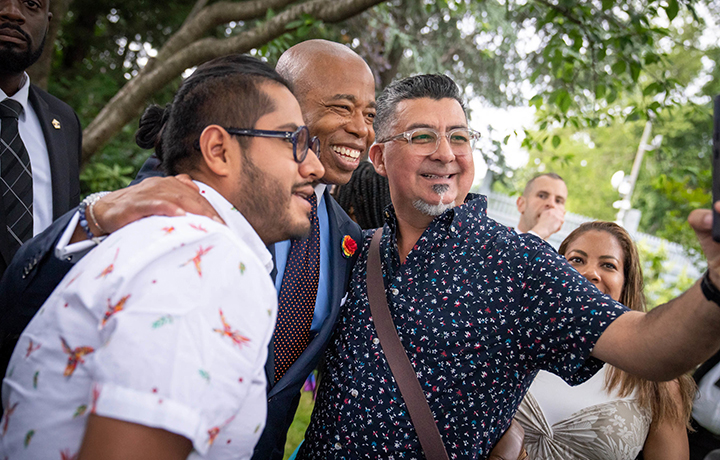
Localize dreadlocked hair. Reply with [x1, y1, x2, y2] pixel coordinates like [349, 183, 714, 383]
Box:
[333, 161, 391, 230]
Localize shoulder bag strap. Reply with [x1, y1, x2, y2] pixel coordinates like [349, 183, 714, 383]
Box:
[366, 228, 449, 460]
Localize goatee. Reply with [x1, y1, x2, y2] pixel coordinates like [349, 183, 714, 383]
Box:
[0, 26, 46, 74]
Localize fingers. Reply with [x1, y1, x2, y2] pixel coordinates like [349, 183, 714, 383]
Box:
[689, 207, 720, 279]
[90, 176, 224, 236]
[688, 209, 713, 232]
[173, 174, 199, 191]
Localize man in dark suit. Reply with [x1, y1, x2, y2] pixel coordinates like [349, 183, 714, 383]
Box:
[0, 0, 82, 276]
[1, 40, 373, 459]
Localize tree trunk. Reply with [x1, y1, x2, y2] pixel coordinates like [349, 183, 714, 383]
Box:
[81, 0, 385, 163]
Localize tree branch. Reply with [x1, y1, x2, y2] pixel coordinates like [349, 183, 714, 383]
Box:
[81, 0, 385, 161]
[155, 0, 296, 63]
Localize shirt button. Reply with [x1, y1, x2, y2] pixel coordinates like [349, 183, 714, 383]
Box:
[391, 288, 399, 296]
[334, 442, 342, 450]
[372, 338, 380, 345]
[450, 226, 456, 232]
[350, 389, 358, 397]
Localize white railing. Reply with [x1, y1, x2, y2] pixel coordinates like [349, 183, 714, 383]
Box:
[481, 190, 702, 281]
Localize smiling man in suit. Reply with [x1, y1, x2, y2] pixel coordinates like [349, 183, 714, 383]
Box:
[0, 0, 82, 276]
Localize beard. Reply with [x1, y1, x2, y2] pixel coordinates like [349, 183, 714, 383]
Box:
[236, 151, 310, 243]
[413, 183, 455, 216]
[0, 25, 46, 74]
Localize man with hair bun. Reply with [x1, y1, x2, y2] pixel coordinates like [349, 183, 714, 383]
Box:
[1, 54, 325, 459]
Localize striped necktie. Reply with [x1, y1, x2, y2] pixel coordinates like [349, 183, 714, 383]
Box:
[273, 192, 320, 382]
[0, 99, 33, 253]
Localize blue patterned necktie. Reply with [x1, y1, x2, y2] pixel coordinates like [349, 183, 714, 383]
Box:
[273, 192, 320, 382]
[0, 99, 33, 253]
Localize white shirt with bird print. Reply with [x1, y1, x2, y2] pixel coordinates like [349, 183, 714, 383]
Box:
[1, 182, 277, 460]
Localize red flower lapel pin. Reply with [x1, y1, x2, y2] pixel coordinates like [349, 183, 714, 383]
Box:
[341, 235, 357, 258]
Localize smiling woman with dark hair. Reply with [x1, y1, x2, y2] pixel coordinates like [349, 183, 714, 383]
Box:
[517, 221, 696, 460]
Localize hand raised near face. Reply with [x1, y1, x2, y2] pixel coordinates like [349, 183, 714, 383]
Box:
[73, 175, 224, 243]
[530, 207, 565, 241]
[689, 204, 720, 286]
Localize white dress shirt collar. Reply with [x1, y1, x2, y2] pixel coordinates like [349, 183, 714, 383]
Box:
[0, 72, 30, 119]
[193, 180, 273, 273]
[314, 183, 327, 202]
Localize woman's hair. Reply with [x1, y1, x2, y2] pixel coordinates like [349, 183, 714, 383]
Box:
[135, 54, 291, 175]
[332, 161, 392, 230]
[559, 221, 696, 428]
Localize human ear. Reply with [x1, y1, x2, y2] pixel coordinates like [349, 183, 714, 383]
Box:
[368, 144, 387, 177]
[198, 125, 235, 177]
[516, 195, 526, 213]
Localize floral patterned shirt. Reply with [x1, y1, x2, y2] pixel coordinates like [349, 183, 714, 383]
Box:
[1, 182, 277, 460]
[299, 194, 628, 459]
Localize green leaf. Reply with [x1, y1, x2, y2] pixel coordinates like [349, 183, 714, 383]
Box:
[285, 19, 305, 29]
[611, 60, 627, 75]
[602, 0, 614, 10]
[556, 90, 572, 113]
[629, 61, 641, 82]
[644, 52, 661, 65]
[643, 82, 661, 96]
[297, 24, 311, 37]
[529, 94, 543, 109]
[665, 0, 679, 20]
[606, 89, 617, 104]
[595, 84, 606, 99]
[552, 135, 561, 148]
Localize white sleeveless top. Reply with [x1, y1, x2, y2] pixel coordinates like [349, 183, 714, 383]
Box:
[516, 366, 652, 460]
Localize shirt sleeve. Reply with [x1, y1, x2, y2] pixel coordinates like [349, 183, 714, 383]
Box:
[519, 242, 629, 385]
[88, 231, 276, 455]
[54, 210, 107, 262]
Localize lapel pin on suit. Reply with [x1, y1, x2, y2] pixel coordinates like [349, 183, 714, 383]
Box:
[52, 119, 61, 130]
[341, 235, 357, 258]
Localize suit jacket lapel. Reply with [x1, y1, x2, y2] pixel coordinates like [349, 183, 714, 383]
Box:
[268, 190, 359, 397]
[28, 86, 71, 220]
[265, 242, 278, 385]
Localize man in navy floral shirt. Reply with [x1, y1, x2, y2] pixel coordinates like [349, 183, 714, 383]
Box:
[297, 74, 720, 459]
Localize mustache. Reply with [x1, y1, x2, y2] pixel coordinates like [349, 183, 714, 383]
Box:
[291, 182, 315, 193]
[0, 23, 31, 43]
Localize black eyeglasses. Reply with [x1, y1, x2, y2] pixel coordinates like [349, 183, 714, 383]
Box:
[224, 126, 320, 163]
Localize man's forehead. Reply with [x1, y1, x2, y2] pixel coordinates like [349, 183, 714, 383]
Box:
[304, 61, 375, 101]
[531, 177, 567, 197]
[394, 98, 467, 129]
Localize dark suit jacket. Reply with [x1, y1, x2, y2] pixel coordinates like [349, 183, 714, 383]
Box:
[0, 84, 82, 277]
[0, 154, 362, 460]
[255, 187, 361, 460]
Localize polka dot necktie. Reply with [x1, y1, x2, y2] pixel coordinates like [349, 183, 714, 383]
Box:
[273, 192, 320, 382]
[0, 99, 33, 254]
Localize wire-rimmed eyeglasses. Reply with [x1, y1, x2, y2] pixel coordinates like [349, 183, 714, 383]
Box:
[378, 127, 479, 156]
[224, 125, 320, 163]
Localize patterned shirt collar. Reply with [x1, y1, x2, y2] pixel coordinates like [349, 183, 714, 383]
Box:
[384, 193, 486, 231]
[383, 193, 487, 245]
[193, 180, 273, 273]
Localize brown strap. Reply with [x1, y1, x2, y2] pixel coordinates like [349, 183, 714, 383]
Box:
[367, 228, 450, 460]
